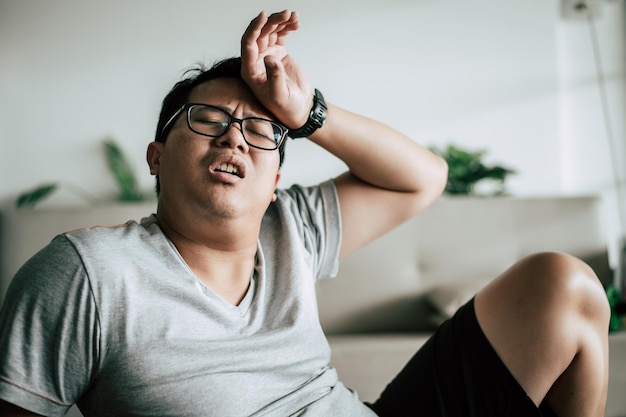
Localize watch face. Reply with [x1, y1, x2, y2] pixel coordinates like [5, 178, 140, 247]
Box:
[311, 89, 327, 127]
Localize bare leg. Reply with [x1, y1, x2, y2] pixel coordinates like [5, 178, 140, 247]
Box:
[475, 251, 610, 417]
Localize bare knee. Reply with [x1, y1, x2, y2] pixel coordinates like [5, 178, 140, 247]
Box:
[509, 251, 610, 325]
[477, 251, 609, 331]
[475, 251, 610, 407]
[510, 252, 611, 416]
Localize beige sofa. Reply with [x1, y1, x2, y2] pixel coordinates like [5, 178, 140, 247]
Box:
[1, 195, 624, 416]
[318, 196, 626, 416]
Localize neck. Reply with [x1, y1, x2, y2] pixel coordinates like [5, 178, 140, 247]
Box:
[156, 206, 261, 305]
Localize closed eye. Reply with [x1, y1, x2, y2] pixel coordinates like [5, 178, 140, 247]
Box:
[196, 118, 225, 127]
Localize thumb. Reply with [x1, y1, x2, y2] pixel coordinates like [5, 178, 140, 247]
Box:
[263, 55, 287, 98]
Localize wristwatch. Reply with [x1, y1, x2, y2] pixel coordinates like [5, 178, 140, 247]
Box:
[288, 89, 327, 138]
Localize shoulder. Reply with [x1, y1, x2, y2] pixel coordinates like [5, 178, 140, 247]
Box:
[264, 181, 338, 232]
[261, 181, 342, 278]
[60, 215, 162, 256]
[64, 214, 158, 243]
[14, 233, 83, 283]
[59, 214, 171, 277]
[270, 180, 339, 222]
[5, 234, 91, 317]
[274, 180, 337, 206]
[14, 215, 158, 278]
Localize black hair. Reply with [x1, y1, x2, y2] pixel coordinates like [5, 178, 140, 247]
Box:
[153, 57, 287, 194]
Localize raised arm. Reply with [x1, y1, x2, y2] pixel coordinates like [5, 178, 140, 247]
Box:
[308, 105, 448, 257]
[241, 10, 448, 257]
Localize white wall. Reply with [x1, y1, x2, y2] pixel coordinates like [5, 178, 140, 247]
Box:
[556, 1, 626, 266]
[1, 0, 624, 249]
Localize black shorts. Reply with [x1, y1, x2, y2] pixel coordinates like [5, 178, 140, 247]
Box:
[366, 298, 558, 417]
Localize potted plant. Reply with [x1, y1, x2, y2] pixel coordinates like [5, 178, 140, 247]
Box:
[429, 143, 516, 196]
[16, 138, 153, 208]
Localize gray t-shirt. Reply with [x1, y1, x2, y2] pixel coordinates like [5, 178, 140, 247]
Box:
[0, 181, 377, 417]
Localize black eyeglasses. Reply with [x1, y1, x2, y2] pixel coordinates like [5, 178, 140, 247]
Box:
[160, 103, 288, 150]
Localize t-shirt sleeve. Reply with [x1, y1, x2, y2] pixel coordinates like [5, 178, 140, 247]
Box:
[274, 180, 342, 280]
[0, 235, 99, 417]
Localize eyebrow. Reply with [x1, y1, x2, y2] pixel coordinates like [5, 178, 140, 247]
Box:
[202, 103, 274, 121]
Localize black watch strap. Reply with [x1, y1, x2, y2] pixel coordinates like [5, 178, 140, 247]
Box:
[288, 89, 327, 138]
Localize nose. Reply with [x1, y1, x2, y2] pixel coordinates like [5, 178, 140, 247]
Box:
[216, 120, 249, 152]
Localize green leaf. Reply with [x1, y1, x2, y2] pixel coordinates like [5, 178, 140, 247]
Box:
[430, 143, 516, 196]
[607, 286, 623, 332]
[103, 139, 144, 201]
[16, 183, 58, 208]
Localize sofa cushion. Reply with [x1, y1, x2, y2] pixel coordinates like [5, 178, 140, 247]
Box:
[316, 215, 428, 334]
[316, 196, 608, 334]
[425, 278, 491, 319]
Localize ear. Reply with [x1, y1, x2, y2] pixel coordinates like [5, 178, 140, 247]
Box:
[146, 142, 163, 175]
[271, 171, 281, 202]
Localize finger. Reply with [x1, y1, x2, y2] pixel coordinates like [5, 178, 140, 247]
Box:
[241, 11, 268, 75]
[263, 55, 287, 101]
[246, 11, 288, 62]
[275, 21, 299, 46]
[280, 10, 299, 30]
[264, 10, 294, 28]
[242, 10, 267, 45]
[267, 31, 278, 49]
[260, 10, 298, 43]
[272, 19, 300, 45]
[241, 10, 298, 79]
[241, 10, 267, 55]
[274, 14, 299, 47]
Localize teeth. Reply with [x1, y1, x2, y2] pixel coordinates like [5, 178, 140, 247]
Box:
[218, 163, 239, 175]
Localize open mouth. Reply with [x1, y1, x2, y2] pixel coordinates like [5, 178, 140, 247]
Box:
[214, 162, 243, 178]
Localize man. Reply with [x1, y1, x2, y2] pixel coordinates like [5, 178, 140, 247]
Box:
[0, 10, 610, 417]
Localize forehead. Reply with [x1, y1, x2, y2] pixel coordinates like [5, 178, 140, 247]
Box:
[188, 78, 274, 118]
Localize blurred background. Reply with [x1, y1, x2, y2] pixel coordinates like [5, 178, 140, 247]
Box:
[1, 0, 625, 258]
[2, 4, 626, 414]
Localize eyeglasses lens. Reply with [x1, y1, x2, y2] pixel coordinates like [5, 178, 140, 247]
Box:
[188, 105, 283, 150]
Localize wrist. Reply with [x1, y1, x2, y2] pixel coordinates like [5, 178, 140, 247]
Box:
[288, 89, 327, 138]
